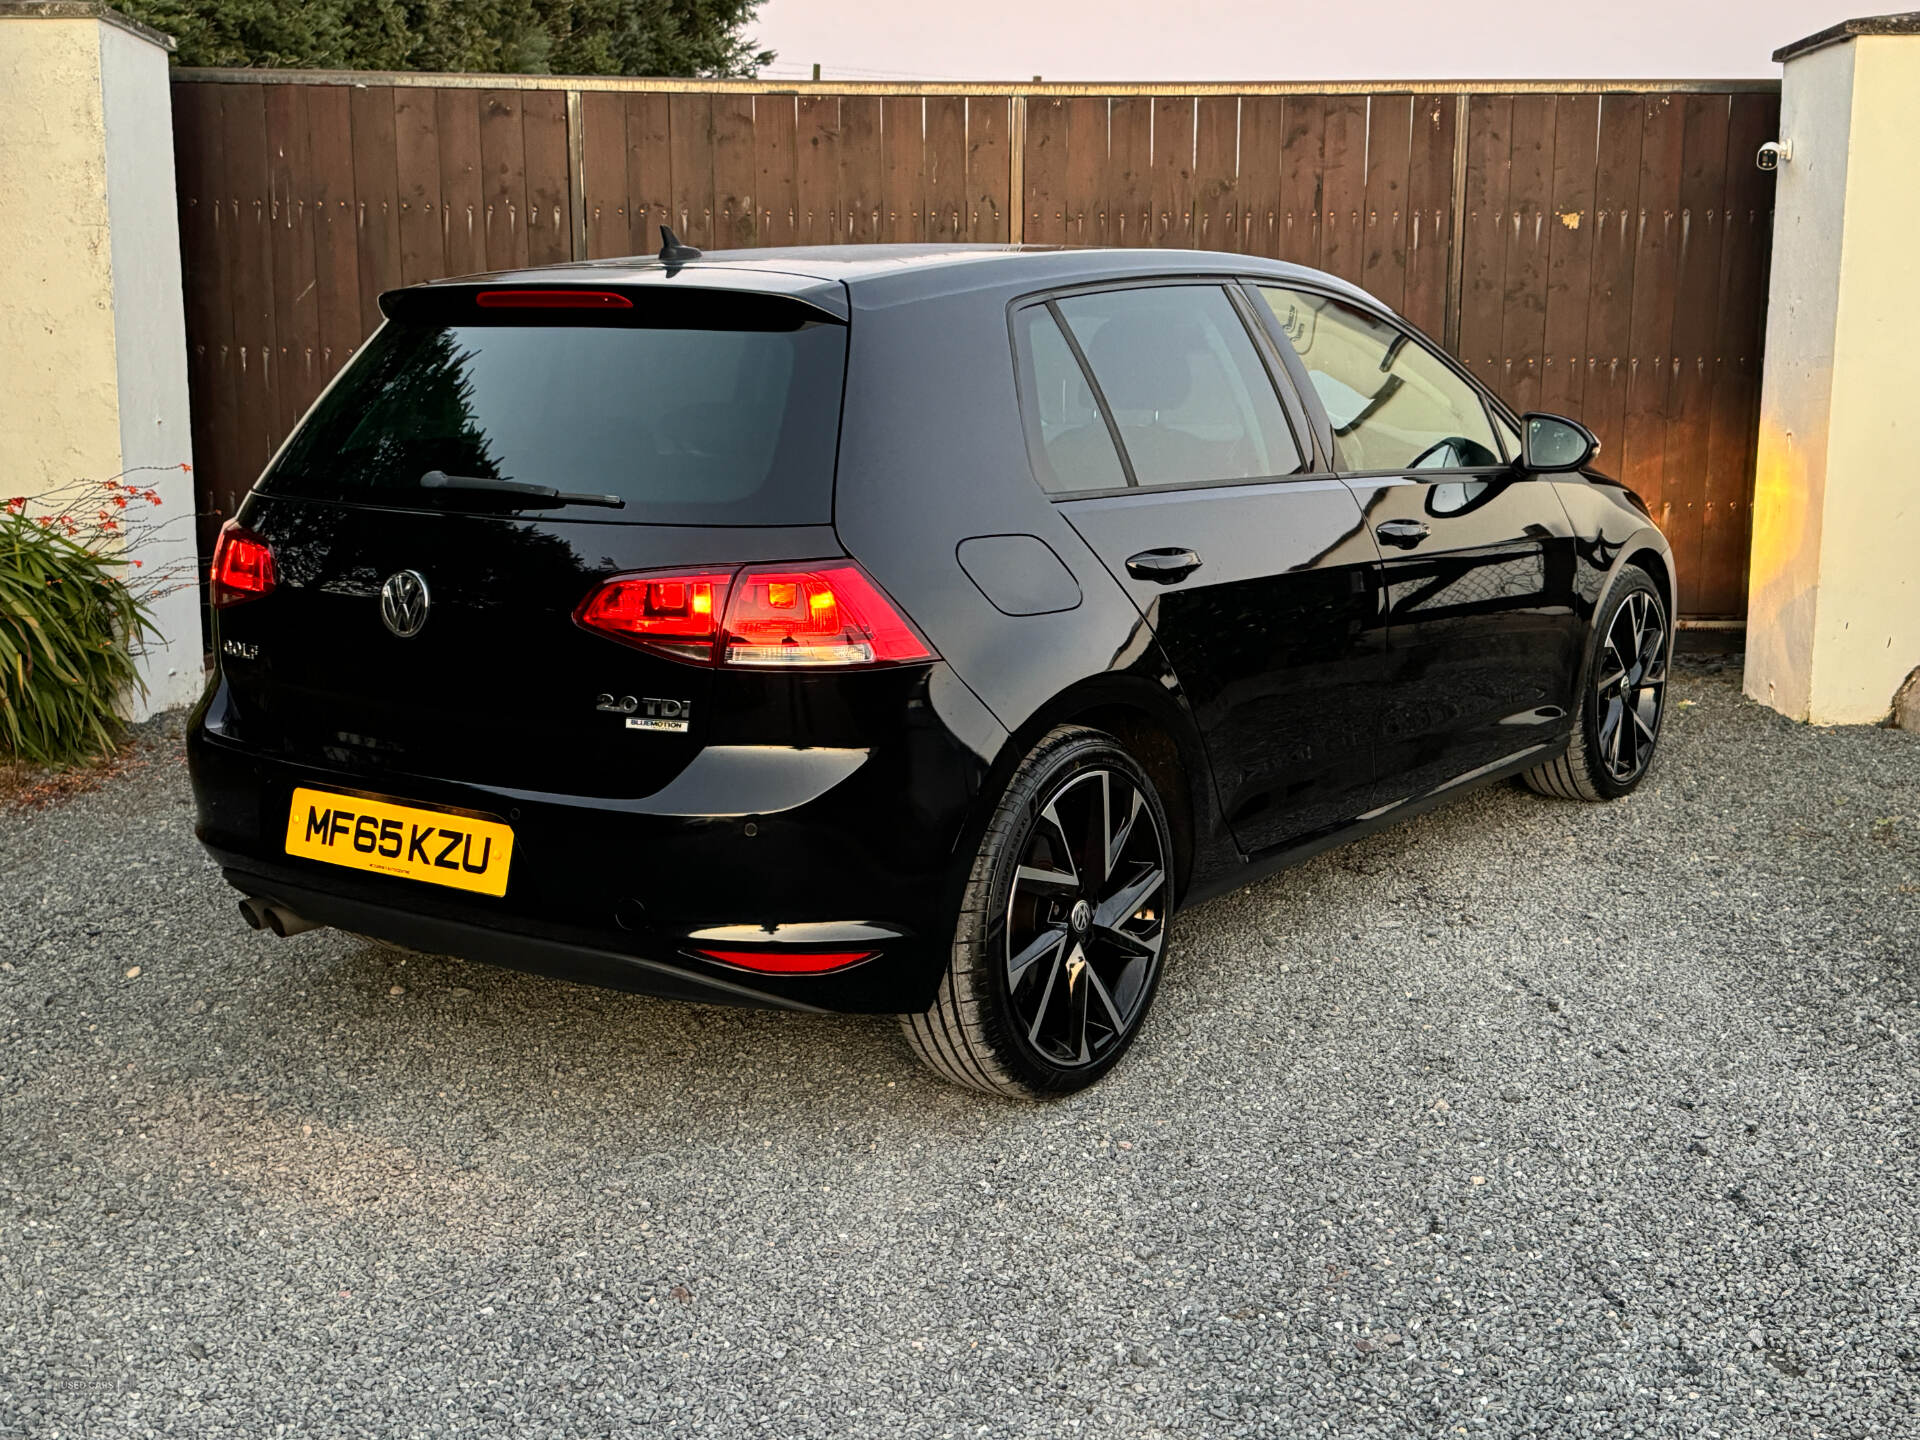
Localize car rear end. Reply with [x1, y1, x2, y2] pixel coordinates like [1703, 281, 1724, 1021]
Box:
[187, 267, 994, 1012]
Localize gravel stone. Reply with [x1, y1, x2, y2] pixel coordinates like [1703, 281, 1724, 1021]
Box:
[2, 652, 1917, 1437]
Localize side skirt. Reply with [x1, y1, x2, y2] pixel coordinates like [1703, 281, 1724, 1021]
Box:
[1183, 741, 1565, 908]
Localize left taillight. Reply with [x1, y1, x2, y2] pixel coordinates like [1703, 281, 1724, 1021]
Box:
[209, 520, 275, 608]
[575, 561, 935, 669]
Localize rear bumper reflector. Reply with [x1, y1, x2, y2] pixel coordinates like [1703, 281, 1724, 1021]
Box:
[694, 948, 878, 975]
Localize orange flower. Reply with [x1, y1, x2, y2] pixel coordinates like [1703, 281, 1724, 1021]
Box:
[114, 496, 129, 508]
[4, 497, 23, 514]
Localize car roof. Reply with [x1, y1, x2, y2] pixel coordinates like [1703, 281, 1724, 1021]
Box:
[408, 243, 1388, 316]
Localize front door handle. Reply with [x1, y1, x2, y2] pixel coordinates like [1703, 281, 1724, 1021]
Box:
[1375, 519, 1431, 549]
[1125, 547, 1203, 584]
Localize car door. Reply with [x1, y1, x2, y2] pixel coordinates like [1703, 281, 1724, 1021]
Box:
[1012, 281, 1385, 856]
[1250, 285, 1583, 807]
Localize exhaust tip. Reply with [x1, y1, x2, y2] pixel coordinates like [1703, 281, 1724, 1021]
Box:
[239, 896, 321, 938]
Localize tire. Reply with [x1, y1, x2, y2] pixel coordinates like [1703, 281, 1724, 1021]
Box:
[903, 725, 1176, 1098]
[1524, 565, 1670, 802]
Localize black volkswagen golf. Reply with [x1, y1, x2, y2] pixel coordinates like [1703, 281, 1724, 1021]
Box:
[189, 241, 1675, 1097]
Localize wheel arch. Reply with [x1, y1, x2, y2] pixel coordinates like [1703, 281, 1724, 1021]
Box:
[1571, 528, 1675, 699]
[969, 673, 1215, 905]
[1623, 542, 1675, 623]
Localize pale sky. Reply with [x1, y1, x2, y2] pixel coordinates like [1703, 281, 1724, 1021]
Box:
[750, 0, 1860, 81]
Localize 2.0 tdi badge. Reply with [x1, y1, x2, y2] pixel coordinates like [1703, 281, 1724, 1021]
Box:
[595, 693, 693, 733]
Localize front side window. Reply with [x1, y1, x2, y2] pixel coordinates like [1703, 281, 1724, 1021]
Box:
[1257, 287, 1500, 474]
[1053, 285, 1304, 488]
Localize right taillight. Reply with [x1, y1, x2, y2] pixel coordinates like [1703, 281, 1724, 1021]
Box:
[575, 561, 934, 668]
[209, 520, 276, 607]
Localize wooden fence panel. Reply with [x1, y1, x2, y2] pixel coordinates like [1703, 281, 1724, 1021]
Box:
[1497, 95, 1556, 414]
[262, 84, 321, 441]
[1457, 94, 1513, 387]
[1361, 94, 1413, 312]
[1698, 93, 1777, 617]
[712, 95, 757, 249]
[624, 93, 672, 252]
[1191, 96, 1237, 251]
[434, 90, 486, 276]
[169, 75, 1776, 616]
[579, 90, 627, 258]
[1402, 94, 1455, 339]
[924, 96, 967, 242]
[1233, 96, 1282, 257]
[1581, 94, 1645, 474]
[1538, 94, 1598, 420]
[1661, 94, 1735, 613]
[753, 95, 798, 247]
[965, 98, 1011, 241]
[522, 90, 573, 264]
[1620, 96, 1686, 540]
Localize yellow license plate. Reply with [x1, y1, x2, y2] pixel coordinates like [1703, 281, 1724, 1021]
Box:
[284, 787, 514, 897]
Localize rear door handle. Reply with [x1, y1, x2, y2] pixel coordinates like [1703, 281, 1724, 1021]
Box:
[1125, 548, 1203, 584]
[1375, 519, 1431, 549]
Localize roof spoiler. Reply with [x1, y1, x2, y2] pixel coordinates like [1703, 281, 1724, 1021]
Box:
[378, 280, 848, 326]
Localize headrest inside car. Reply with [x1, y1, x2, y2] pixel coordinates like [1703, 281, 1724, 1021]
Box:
[1087, 315, 1199, 412]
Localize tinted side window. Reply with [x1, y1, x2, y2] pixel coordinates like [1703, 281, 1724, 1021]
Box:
[1015, 305, 1128, 494]
[1056, 285, 1303, 488]
[1257, 287, 1500, 473]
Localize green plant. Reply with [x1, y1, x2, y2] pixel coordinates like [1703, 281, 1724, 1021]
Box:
[116, 0, 774, 77]
[0, 476, 178, 766]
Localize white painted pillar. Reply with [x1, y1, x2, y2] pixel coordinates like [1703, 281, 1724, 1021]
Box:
[1746, 15, 1920, 726]
[0, 1, 200, 720]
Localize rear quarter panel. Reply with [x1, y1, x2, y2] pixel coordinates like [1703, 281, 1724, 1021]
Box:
[830, 273, 1228, 881]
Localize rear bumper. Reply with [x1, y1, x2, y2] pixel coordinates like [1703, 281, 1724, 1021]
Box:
[187, 671, 999, 1013]
[210, 860, 833, 1010]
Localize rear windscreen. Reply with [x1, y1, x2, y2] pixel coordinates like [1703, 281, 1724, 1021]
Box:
[262, 297, 847, 524]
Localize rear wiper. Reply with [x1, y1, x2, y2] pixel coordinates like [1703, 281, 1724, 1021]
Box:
[419, 470, 625, 510]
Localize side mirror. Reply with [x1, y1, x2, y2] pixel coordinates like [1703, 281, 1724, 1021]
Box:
[1520, 413, 1599, 473]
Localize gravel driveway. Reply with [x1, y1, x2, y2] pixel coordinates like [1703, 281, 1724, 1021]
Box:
[3, 653, 1917, 1439]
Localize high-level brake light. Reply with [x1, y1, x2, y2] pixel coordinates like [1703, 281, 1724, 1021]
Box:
[210, 520, 276, 607]
[575, 562, 935, 668]
[474, 289, 635, 309]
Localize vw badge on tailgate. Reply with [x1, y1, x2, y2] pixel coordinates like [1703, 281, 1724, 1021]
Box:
[380, 570, 431, 638]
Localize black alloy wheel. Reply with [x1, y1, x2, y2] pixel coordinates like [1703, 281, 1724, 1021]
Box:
[904, 725, 1175, 1096]
[1003, 766, 1168, 1069]
[1523, 565, 1670, 802]
[1592, 587, 1668, 784]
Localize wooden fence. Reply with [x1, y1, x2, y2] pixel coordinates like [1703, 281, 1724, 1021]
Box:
[170, 73, 1778, 617]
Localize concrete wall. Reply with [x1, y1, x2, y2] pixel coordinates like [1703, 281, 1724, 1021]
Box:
[1747, 27, 1920, 725]
[0, 5, 199, 718]
[98, 18, 200, 714]
[1810, 35, 1920, 723]
[0, 13, 121, 499]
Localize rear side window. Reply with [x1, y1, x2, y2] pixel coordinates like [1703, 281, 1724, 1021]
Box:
[1055, 285, 1304, 488]
[1257, 286, 1500, 473]
[263, 295, 847, 525]
[1015, 306, 1129, 494]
